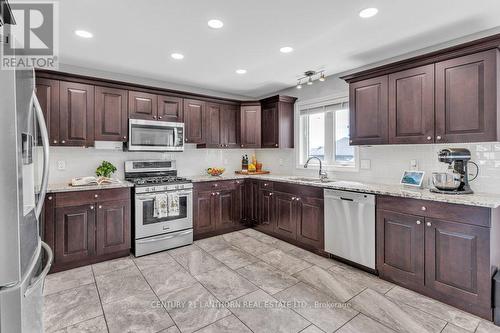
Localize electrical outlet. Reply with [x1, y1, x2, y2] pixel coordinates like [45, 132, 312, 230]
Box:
[57, 160, 66, 170]
[410, 159, 418, 169]
[360, 159, 371, 170]
[279, 159, 284, 166]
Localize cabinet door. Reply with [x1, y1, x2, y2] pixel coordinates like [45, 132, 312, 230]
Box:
[261, 102, 278, 148]
[245, 180, 259, 224]
[376, 210, 424, 289]
[183, 99, 206, 143]
[425, 218, 490, 307]
[193, 191, 216, 235]
[273, 191, 297, 240]
[296, 196, 324, 249]
[235, 180, 246, 224]
[435, 50, 497, 143]
[240, 104, 261, 148]
[258, 188, 274, 233]
[205, 103, 221, 147]
[349, 76, 388, 145]
[94, 86, 128, 142]
[55, 204, 96, 265]
[158, 95, 183, 122]
[128, 91, 158, 120]
[389, 65, 435, 144]
[59, 82, 94, 146]
[221, 104, 240, 148]
[96, 200, 130, 256]
[214, 190, 236, 230]
[35, 78, 60, 145]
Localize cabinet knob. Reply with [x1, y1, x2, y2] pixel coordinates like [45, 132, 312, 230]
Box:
[436, 136, 442, 140]
[90, 206, 94, 210]
[291, 196, 296, 200]
[216, 192, 220, 195]
[61, 140, 66, 144]
[211, 192, 215, 196]
[53, 140, 58, 144]
[213, 184, 218, 187]
[123, 136, 127, 140]
[48, 196, 53, 200]
[416, 220, 421, 225]
[185, 139, 188, 142]
[426, 136, 432, 141]
[264, 183, 268, 187]
[153, 116, 157, 119]
[296, 197, 301, 201]
[94, 194, 99, 198]
[99, 205, 102, 209]
[159, 116, 162, 119]
[269, 193, 273, 196]
[241, 144, 244, 148]
[349, 140, 353, 144]
[275, 144, 278, 147]
[426, 222, 432, 227]
[421, 206, 426, 211]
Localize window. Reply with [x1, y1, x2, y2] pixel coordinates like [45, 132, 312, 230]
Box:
[298, 98, 357, 170]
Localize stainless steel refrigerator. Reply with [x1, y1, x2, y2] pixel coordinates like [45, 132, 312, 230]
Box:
[0, 43, 53, 332]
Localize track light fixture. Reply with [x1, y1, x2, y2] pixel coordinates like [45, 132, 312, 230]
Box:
[296, 70, 326, 89]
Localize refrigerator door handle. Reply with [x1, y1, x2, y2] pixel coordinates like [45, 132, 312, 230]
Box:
[33, 91, 50, 218]
[24, 241, 53, 297]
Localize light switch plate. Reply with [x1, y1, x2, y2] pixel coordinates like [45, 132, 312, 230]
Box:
[410, 159, 418, 169]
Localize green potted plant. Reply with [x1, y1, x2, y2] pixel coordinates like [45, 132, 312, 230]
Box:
[95, 161, 117, 179]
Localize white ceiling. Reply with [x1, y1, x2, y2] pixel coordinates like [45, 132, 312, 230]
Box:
[52, 0, 500, 98]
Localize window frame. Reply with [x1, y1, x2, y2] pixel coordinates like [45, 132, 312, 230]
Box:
[295, 94, 359, 172]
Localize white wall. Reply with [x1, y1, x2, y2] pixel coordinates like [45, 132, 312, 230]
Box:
[47, 145, 255, 184]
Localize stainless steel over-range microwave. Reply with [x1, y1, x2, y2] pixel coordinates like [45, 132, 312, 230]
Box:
[127, 119, 184, 152]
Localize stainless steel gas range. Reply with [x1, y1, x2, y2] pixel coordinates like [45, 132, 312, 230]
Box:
[125, 160, 193, 256]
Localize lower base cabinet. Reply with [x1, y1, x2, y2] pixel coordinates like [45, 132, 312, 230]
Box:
[377, 195, 497, 320]
[43, 188, 131, 273]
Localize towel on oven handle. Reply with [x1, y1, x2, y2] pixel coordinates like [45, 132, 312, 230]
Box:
[167, 192, 180, 217]
[154, 193, 169, 218]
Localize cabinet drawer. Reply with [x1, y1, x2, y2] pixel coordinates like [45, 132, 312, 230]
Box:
[194, 180, 239, 192]
[273, 182, 323, 199]
[377, 195, 490, 227]
[55, 188, 131, 207]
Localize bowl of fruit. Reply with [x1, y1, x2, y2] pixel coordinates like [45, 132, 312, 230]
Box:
[207, 167, 225, 177]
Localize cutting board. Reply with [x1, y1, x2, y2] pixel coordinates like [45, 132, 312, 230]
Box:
[235, 170, 270, 175]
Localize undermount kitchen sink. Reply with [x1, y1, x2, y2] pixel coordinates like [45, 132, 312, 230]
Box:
[287, 177, 337, 183]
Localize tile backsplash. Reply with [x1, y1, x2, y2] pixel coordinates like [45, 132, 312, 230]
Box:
[256, 143, 500, 195]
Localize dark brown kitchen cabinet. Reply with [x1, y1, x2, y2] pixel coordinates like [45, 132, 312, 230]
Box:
[377, 209, 425, 290]
[388, 65, 435, 144]
[158, 95, 183, 122]
[205, 103, 222, 147]
[193, 190, 216, 235]
[35, 78, 60, 145]
[128, 90, 158, 120]
[260, 95, 297, 148]
[54, 204, 96, 266]
[44, 188, 131, 273]
[59, 81, 95, 146]
[376, 195, 498, 320]
[273, 191, 297, 240]
[183, 99, 206, 143]
[258, 187, 274, 233]
[240, 102, 261, 148]
[435, 50, 498, 143]
[296, 196, 324, 249]
[245, 179, 259, 224]
[221, 104, 240, 148]
[214, 190, 236, 230]
[96, 200, 131, 256]
[94, 86, 128, 142]
[235, 180, 246, 224]
[349, 76, 388, 145]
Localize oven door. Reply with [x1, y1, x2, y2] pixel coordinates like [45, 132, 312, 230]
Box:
[128, 119, 184, 152]
[135, 190, 192, 239]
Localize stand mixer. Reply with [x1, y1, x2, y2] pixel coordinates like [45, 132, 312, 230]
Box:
[430, 148, 478, 195]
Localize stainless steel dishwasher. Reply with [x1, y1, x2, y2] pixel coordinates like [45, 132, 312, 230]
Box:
[324, 189, 376, 269]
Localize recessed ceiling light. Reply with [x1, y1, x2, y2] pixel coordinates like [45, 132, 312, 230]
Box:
[74, 30, 93, 38]
[208, 19, 224, 29]
[170, 53, 184, 60]
[359, 7, 378, 18]
[235, 69, 247, 74]
[280, 46, 294, 54]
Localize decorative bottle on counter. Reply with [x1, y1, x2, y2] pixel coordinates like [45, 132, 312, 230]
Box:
[242, 155, 248, 171]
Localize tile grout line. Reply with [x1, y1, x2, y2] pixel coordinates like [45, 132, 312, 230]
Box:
[332, 312, 361, 333]
[91, 265, 111, 333]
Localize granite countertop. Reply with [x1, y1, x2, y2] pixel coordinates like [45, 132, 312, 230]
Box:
[46, 180, 134, 193]
[187, 174, 500, 208]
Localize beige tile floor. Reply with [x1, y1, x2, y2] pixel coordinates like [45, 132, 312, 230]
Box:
[43, 229, 500, 333]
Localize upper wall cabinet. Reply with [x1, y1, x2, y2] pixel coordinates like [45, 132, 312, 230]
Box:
[240, 102, 261, 148]
[435, 50, 497, 143]
[35, 78, 60, 145]
[389, 64, 435, 144]
[260, 95, 297, 148]
[342, 35, 500, 145]
[349, 76, 388, 145]
[95, 86, 128, 142]
[158, 95, 183, 122]
[128, 91, 158, 120]
[183, 99, 206, 144]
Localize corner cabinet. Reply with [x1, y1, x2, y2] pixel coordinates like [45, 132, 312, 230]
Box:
[343, 38, 500, 145]
[260, 95, 297, 148]
[376, 195, 498, 320]
[43, 188, 131, 273]
[240, 102, 261, 148]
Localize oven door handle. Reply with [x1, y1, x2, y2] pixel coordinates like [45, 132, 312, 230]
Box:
[136, 191, 192, 200]
[136, 230, 193, 243]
